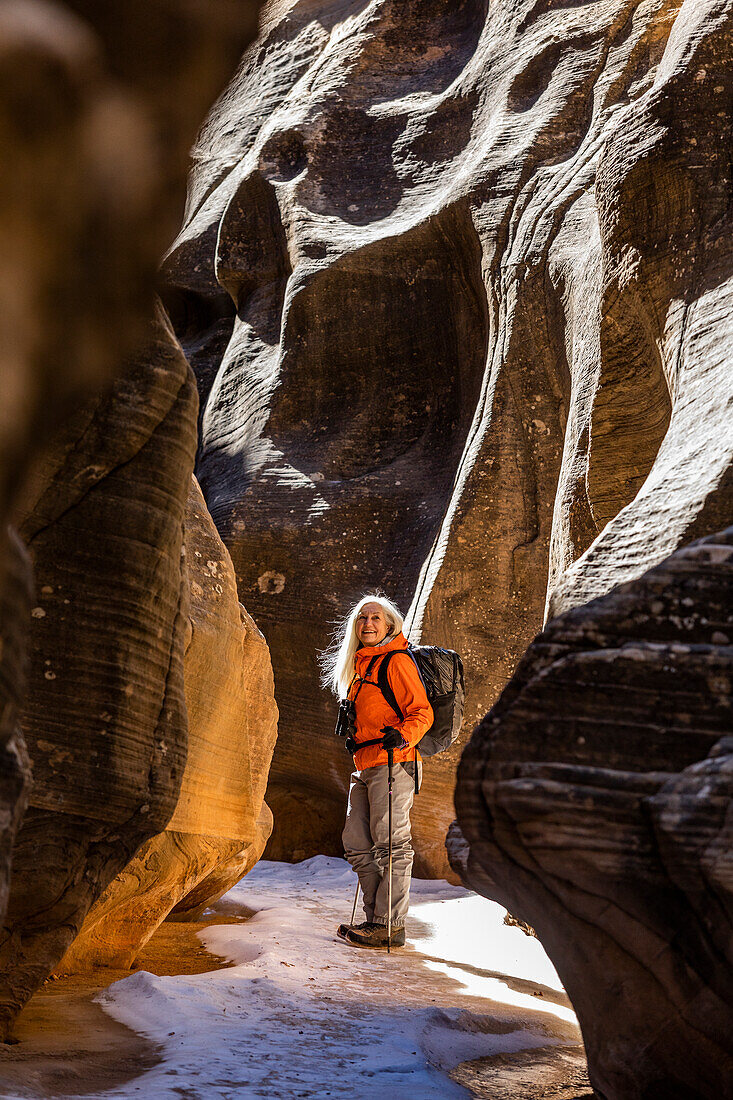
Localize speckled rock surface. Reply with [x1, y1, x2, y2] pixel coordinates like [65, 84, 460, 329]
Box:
[451, 529, 733, 1100]
[56, 477, 277, 970]
[164, 0, 732, 874]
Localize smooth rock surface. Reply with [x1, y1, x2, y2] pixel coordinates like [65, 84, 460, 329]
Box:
[164, 0, 732, 874]
[57, 477, 278, 969]
[451, 529, 733, 1100]
[173, 478, 277, 847]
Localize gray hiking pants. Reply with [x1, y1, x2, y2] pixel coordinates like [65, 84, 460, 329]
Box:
[342, 761, 421, 928]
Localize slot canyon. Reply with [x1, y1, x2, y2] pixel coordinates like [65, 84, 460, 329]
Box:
[0, 1, 730, 1098]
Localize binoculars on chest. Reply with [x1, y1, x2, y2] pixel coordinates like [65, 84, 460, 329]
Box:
[334, 698, 356, 739]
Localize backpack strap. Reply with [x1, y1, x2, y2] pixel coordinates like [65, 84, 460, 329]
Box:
[351, 654, 379, 702]
[377, 649, 423, 795]
[376, 650, 404, 721]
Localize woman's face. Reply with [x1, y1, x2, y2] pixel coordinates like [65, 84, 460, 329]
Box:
[355, 603, 391, 647]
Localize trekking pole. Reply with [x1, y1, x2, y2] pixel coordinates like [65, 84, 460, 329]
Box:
[387, 747, 394, 955]
[349, 879, 360, 929]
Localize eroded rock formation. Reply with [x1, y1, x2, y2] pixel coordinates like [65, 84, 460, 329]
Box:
[0, 0, 265, 1037]
[451, 529, 733, 1099]
[164, 0, 732, 876]
[0, 307, 197, 1033]
[57, 477, 277, 970]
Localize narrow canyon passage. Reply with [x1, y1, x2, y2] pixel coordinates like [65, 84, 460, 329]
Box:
[2, 859, 590, 1100]
[1, 3, 730, 1098]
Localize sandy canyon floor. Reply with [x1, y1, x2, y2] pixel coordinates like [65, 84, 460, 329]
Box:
[1, 858, 592, 1098]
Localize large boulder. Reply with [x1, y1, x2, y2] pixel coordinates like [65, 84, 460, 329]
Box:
[451, 529, 733, 1100]
[56, 477, 277, 970]
[163, 0, 732, 873]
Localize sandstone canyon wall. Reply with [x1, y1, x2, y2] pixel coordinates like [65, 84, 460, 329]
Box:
[162, 2, 732, 1095]
[56, 476, 277, 971]
[451, 529, 733, 1099]
[0, 0, 268, 1038]
[2, 307, 197, 1029]
[163, 0, 732, 879]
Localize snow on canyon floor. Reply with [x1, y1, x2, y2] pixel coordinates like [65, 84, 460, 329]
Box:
[3, 857, 590, 1099]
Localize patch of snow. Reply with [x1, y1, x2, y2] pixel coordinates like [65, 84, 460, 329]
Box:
[92, 857, 579, 1098]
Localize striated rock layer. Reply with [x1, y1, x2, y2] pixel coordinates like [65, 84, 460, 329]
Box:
[164, 0, 732, 873]
[451, 530, 733, 1100]
[1, 308, 197, 1033]
[0, 0, 265, 1037]
[57, 477, 277, 970]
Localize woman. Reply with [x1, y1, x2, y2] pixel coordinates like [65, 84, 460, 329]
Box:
[322, 594, 433, 948]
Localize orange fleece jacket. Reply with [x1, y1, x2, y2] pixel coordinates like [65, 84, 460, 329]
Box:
[348, 632, 433, 770]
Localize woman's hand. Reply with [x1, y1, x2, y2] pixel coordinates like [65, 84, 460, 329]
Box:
[381, 726, 407, 750]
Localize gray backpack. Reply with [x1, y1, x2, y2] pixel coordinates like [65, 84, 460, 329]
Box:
[377, 646, 465, 757]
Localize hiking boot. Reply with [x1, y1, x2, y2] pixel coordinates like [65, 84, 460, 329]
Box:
[336, 920, 378, 941]
[344, 923, 405, 949]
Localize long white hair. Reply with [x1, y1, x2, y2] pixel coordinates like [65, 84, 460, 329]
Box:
[320, 593, 404, 698]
